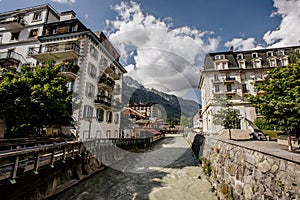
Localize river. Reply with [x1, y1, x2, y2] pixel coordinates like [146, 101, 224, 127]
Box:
[51, 134, 217, 200]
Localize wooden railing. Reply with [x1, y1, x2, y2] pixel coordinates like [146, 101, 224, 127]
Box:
[0, 135, 164, 183]
[0, 140, 82, 183]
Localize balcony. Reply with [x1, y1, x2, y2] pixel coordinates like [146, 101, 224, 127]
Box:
[59, 63, 79, 81]
[94, 95, 112, 109]
[0, 17, 25, 30]
[0, 51, 24, 67]
[30, 42, 80, 61]
[223, 77, 236, 83]
[225, 89, 237, 95]
[98, 75, 115, 90]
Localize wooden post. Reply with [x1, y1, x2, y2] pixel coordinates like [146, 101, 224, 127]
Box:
[9, 155, 19, 184]
[62, 145, 67, 163]
[33, 152, 40, 174]
[50, 149, 55, 168]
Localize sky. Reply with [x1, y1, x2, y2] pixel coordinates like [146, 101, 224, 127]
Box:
[0, 0, 300, 103]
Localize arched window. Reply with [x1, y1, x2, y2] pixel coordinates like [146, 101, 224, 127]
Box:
[96, 109, 104, 122]
[106, 111, 113, 123]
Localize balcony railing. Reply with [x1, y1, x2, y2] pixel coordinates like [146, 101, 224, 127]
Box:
[0, 51, 26, 66]
[30, 42, 80, 61]
[224, 77, 236, 82]
[59, 63, 79, 81]
[98, 75, 115, 90]
[0, 17, 25, 30]
[94, 95, 112, 108]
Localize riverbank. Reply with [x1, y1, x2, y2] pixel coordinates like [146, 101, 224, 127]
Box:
[185, 132, 300, 199]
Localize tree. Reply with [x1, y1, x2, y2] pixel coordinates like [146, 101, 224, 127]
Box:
[248, 56, 300, 138]
[0, 63, 73, 137]
[213, 97, 241, 139]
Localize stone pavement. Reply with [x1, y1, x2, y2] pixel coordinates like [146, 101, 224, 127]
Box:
[217, 139, 300, 164]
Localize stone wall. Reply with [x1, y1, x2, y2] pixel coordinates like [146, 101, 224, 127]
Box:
[201, 137, 300, 200]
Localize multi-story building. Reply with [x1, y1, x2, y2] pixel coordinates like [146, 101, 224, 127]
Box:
[0, 4, 126, 139]
[199, 46, 300, 135]
[193, 109, 203, 132]
[129, 103, 162, 121]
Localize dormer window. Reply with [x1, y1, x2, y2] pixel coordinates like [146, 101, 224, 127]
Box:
[267, 51, 273, 57]
[215, 55, 225, 60]
[237, 54, 243, 60]
[278, 50, 285, 56]
[252, 53, 258, 58]
[33, 12, 42, 21]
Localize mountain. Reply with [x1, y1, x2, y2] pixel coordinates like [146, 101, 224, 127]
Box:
[122, 76, 200, 124]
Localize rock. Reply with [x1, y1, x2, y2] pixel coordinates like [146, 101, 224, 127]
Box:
[244, 184, 253, 200]
[258, 160, 271, 173]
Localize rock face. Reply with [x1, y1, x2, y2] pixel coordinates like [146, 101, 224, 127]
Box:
[201, 137, 300, 200]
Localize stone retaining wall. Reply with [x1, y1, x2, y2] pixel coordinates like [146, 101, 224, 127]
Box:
[202, 137, 300, 200]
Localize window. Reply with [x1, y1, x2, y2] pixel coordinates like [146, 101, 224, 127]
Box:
[215, 55, 225, 60]
[0, 35, 2, 43]
[11, 32, 20, 40]
[96, 109, 104, 122]
[227, 84, 232, 92]
[252, 53, 258, 58]
[214, 74, 219, 81]
[88, 63, 97, 78]
[106, 130, 111, 138]
[83, 105, 93, 118]
[67, 81, 75, 92]
[51, 28, 57, 35]
[114, 113, 119, 124]
[85, 82, 95, 98]
[90, 45, 99, 60]
[100, 56, 108, 66]
[215, 85, 220, 93]
[70, 24, 77, 32]
[237, 54, 243, 60]
[33, 12, 42, 21]
[27, 47, 34, 56]
[242, 84, 247, 93]
[29, 29, 38, 38]
[106, 111, 113, 123]
[278, 50, 285, 56]
[267, 51, 273, 57]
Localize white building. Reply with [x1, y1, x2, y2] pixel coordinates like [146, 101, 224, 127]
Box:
[199, 46, 300, 135]
[193, 109, 202, 132]
[0, 4, 126, 140]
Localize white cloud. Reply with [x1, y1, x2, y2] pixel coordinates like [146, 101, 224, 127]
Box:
[226, 0, 300, 51]
[51, 0, 76, 5]
[225, 38, 258, 51]
[263, 0, 300, 47]
[106, 1, 220, 102]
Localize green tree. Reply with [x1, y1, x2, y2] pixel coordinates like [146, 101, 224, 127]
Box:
[248, 57, 300, 136]
[0, 63, 72, 137]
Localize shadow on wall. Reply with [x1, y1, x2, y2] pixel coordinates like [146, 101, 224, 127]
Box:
[191, 134, 205, 160]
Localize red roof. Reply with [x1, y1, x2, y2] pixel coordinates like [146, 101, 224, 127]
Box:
[148, 129, 161, 135]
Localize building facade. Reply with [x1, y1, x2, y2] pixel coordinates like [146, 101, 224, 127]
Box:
[199, 46, 300, 135]
[0, 4, 126, 139]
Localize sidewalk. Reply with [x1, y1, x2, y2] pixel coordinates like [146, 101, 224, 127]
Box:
[208, 137, 300, 164]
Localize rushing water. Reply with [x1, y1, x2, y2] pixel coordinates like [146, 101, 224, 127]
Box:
[52, 134, 217, 200]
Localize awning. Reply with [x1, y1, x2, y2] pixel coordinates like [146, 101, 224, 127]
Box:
[148, 129, 161, 135]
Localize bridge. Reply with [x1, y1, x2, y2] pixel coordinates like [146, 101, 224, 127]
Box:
[0, 134, 164, 184]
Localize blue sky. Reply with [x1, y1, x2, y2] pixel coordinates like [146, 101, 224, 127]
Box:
[0, 0, 299, 103]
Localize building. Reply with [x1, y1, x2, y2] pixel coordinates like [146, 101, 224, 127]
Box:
[193, 109, 203, 133]
[0, 4, 126, 139]
[199, 45, 300, 135]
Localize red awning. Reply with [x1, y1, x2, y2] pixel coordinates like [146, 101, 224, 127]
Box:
[148, 129, 161, 135]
